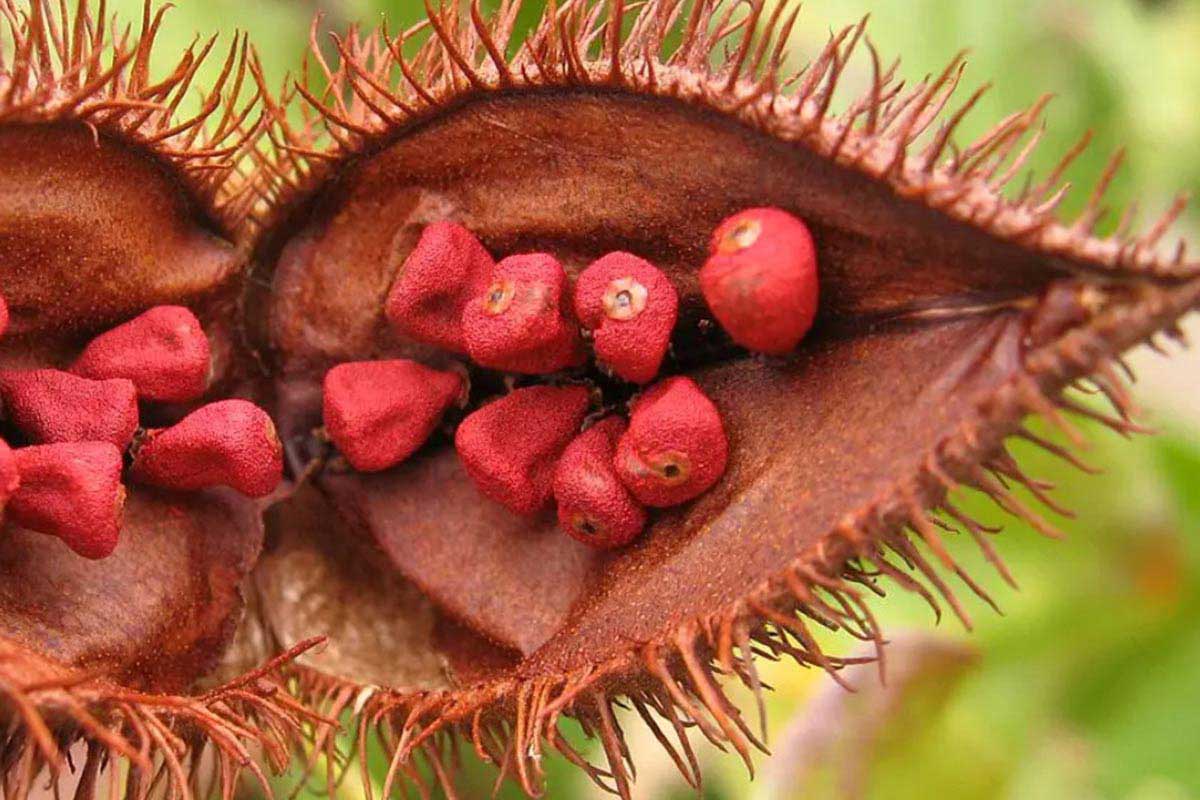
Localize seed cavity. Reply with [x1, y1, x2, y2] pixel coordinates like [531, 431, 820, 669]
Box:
[352, 209, 810, 548]
[0, 306, 284, 559]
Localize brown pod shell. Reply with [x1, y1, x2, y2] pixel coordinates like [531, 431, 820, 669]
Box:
[3, 2, 1200, 800]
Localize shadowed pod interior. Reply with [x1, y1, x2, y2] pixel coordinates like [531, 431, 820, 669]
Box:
[2, 0, 1200, 798]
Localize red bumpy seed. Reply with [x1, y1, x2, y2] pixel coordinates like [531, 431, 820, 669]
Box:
[8, 442, 126, 560]
[455, 385, 590, 514]
[553, 417, 647, 548]
[462, 253, 586, 374]
[0, 294, 8, 339]
[700, 207, 820, 355]
[573, 253, 678, 384]
[0, 369, 139, 449]
[385, 221, 495, 354]
[323, 360, 464, 472]
[130, 399, 284, 498]
[615, 376, 729, 507]
[71, 305, 211, 403]
[0, 439, 20, 515]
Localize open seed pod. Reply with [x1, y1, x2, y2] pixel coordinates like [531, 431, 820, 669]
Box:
[0, 2, 313, 793]
[4, 1, 1200, 798]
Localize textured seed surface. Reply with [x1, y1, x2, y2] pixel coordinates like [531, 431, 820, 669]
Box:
[385, 221, 495, 353]
[0, 369, 139, 449]
[701, 207, 820, 355]
[131, 399, 284, 497]
[455, 385, 590, 514]
[0, 438, 19, 513]
[554, 417, 647, 548]
[574, 253, 678, 384]
[462, 253, 585, 374]
[615, 376, 729, 507]
[323, 360, 463, 472]
[8, 442, 126, 560]
[71, 305, 211, 403]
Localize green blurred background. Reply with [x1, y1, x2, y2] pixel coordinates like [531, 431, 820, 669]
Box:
[108, 0, 1200, 797]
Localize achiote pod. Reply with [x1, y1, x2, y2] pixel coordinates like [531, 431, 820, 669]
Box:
[1, 1, 1199, 799]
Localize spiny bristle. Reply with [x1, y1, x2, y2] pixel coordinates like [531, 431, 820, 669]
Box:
[0, 637, 327, 800]
[0, 0, 260, 233]
[249, 0, 1198, 282]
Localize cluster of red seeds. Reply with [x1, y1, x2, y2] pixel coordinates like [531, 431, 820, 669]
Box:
[322, 207, 819, 550]
[0, 306, 284, 559]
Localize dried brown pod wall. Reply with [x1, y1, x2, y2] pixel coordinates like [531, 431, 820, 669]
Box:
[2, 0, 1199, 797]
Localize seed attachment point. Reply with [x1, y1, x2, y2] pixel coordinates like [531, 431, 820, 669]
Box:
[602, 278, 649, 321]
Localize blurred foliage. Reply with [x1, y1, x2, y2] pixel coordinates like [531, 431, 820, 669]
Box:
[97, 0, 1200, 797]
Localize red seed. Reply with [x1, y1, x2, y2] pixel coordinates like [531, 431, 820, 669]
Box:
[615, 376, 728, 507]
[455, 385, 590, 515]
[0, 369, 139, 449]
[462, 253, 585, 374]
[553, 417, 647, 548]
[700, 207, 819, 355]
[574, 252, 678, 384]
[130, 399, 284, 498]
[0, 294, 9, 339]
[71, 305, 211, 403]
[8, 442, 125, 560]
[385, 221, 495, 354]
[323, 360, 464, 472]
[0, 439, 20, 514]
